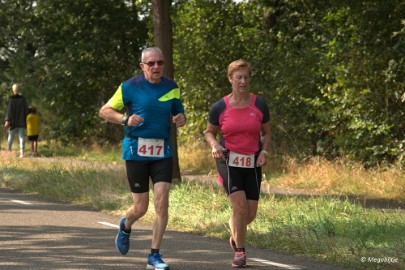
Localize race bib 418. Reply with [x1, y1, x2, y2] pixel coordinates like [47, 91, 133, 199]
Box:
[228, 151, 254, 168]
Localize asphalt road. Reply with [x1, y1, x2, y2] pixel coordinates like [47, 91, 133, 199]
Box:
[0, 188, 351, 270]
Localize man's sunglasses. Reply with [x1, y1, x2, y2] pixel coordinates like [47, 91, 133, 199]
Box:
[142, 61, 164, 67]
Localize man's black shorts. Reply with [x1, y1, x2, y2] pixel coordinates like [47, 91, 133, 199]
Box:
[125, 158, 173, 193]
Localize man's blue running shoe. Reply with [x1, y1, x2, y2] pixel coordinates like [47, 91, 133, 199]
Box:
[147, 253, 170, 270]
[115, 217, 130, 255]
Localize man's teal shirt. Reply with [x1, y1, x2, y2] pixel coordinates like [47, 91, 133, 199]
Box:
[109, 74, 184, 160]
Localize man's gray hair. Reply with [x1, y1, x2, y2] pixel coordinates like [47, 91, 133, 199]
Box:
[141, 47, 164, 62]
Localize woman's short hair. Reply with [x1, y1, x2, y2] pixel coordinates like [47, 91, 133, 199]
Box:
[227, 59, 252, 78]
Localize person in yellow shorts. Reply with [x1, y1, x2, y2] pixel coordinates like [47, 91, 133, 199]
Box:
[26, 105, 40, 157]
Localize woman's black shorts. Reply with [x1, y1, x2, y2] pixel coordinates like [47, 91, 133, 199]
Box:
[215, 155, 262, 201]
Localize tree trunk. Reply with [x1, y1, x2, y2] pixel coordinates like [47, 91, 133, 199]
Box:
[151, 0, 181, 181]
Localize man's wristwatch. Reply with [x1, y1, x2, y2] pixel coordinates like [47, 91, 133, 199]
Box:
[120, 115, 129, 126]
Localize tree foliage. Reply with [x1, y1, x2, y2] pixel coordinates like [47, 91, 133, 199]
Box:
[1, 0, 404, 165]
[172, 0, 405, 165]
[1, 0, 147, 143]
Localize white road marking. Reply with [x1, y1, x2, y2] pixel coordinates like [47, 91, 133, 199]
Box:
[98, 222, 302, 269]
[249, 258, 302, 269]
[11, 200, 32, 205]
[98, 221, 119, 229]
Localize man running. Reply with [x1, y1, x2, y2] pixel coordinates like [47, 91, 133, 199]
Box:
[99, 47, 186, 270]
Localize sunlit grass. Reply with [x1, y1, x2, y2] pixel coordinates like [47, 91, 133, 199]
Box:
[179, 142, 404, 202]
[2, 140, 122, 162]
[272, 156, 405, 202]
[0, 153, 129, 210]
[178, 141, 214, 174]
